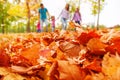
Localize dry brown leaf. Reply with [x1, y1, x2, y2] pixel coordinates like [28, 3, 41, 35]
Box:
[102, 53, 120, 80]
[83, 59, 102, 72]
[0, 49, 10, 67]
[105, 37, 120, 54]
[57, 60, 86, 80]
[0, 67, 26, 80]
[47, 61, 58, 80]
[87, 38, 107, 55]
[59, 41, 81, 58]
[77, 30, 100, 45]
[56, 48, 66, 60]
[20, 44, 40, 65]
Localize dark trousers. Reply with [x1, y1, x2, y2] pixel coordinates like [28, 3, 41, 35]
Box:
[75, 21, 80, 25]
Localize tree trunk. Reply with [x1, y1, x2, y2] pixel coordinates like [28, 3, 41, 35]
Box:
[26, 1, 30, 32]
[1, 19, 4, 34]
[97, 0, 100, 30]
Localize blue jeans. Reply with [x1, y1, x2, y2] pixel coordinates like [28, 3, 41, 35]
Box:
[61, 18, 67, 30]
[52, 26, 55, 32]
[40, 19, 48, 32]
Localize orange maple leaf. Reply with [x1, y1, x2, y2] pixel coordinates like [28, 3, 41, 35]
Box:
[83, 59, 102, 72]
[106, 37, 120, 54]
[59, 41, 81, 58]
[57, 60, 86, 80]
[87, 38, 107, 55]
[0, 49, 10, 67]
[20, 44, 40, 65]
[77, 31, 100, 45]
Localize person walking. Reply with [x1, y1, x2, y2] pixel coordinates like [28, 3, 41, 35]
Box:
[72, 8, 82, 25]
[36, 21, 41, 32]
[38, 3, 50, 32]
[58, 4, 70, 30]
[51, 16, 55, 32]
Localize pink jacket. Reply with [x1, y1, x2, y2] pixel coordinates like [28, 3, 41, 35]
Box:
[37, 22, 41, 30]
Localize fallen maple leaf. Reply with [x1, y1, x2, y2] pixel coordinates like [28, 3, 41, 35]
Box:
[77, 31, 100, 45]
[59, 41, 81, 58]
[87, 38, 107, 55]
[42, 37, 54, 46]
[102, 53, 120, 80]
[69, 21, 75, 28]
[19, 44, 40, 65]
[57, 60, 86, 80]
[56, 48, 66, 60]
[0, 49, 10, 67]
[83, 59, 102, 72]
[0, 67, 26, 80]
[105, 37, 120, 54]
[47, 61, 59, 80]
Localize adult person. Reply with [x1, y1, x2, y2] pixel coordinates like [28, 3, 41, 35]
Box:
[58, 4, 70, 30]
[38, 3, 50, 32]
[72, 7, 82, 25]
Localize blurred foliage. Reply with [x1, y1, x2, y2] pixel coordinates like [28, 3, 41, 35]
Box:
[0, 0, 106, 33]
[89, 0, 105, 16]
[65, 0, 80, 13]
[0, 0, 11, 33]
[82, 0, 105, 15]
[0, 0, 41, 33]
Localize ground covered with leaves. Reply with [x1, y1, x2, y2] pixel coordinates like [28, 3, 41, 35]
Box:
[1, 28, 120, 80]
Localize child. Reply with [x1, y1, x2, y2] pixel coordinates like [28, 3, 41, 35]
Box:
[72, 8, 82, 25]
[36, 21, 41, 32]
[51, 16, 55, 32]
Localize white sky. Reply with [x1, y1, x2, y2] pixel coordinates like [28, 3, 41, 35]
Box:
[42, 0, 120, 27]
[9, 0, 120, 27]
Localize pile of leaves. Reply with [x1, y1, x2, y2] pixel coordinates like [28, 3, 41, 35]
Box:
[1, 28, 120, 80]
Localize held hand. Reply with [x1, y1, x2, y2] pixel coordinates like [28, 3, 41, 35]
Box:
[48, 15, 51, 21]
[56, 17, 59, 20]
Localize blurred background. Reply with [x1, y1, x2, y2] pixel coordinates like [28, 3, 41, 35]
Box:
[0, 0, 120, 33]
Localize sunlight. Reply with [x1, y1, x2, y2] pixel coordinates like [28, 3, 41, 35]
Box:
[42, 0, 120, 27]
[8, 0, 120, 27]
[9, 0, 24, 3]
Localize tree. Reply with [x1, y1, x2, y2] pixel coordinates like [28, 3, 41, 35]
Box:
[65, 0, 80, 13]
[26, 0, 30, 32]
[25, 0, 42, 32]
[88, 0, 105, 29]
[0, 0, 11, 33]
[7, 0, 42, 33]
[97, 0, 100, 29]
